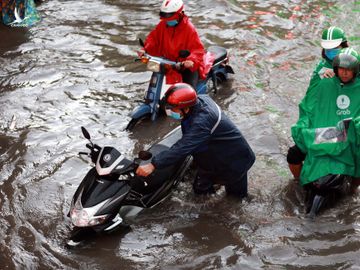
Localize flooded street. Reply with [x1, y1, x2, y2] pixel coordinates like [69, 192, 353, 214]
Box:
[1, 0, 360, 269]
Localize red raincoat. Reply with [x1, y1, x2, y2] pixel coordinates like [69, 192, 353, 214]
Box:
[144, 15, 206, 84]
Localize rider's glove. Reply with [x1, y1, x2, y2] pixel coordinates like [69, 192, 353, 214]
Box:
[137, 48, 145, 58]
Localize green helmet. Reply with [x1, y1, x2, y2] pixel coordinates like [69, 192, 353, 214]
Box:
[321, 26, 347, 49]
[333, 47, 359, 75]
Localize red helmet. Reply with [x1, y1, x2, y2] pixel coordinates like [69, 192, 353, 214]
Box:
[163, 83, 197, 109]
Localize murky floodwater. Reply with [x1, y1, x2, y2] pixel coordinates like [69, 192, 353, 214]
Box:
[1, 0, 360, 269]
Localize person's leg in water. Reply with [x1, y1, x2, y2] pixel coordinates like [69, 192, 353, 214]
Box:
[287, 145, 306, 180]
[181, 69, 199, 89]
[351, 177, 360, 194]
[193, 168, 215, 195]
[225, 172, 250, 200]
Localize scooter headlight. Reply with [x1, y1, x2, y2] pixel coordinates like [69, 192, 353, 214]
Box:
[70, 197, 109, 227]
[147, 60, 161, 72]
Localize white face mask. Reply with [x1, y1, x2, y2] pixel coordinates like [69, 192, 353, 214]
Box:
[165, 109, 183, 120]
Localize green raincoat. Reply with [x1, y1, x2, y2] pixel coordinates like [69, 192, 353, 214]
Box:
[308, 58, 333, 89]
[291, 76, 360, 185]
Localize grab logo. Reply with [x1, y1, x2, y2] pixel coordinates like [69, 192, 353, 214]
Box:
[336, 95, 350, 109]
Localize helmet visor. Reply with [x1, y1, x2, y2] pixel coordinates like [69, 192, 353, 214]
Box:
[163, 102, 176, 110]
[160, 96, 174, 109]
[321, 38, 343, 49]
[159, 11, 176, 18]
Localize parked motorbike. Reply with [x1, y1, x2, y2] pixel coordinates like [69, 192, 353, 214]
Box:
[67, 126, 192, 247]
[125, 40, 234, 130]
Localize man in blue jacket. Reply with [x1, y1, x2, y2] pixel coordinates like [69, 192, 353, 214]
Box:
[136, 83, 256, 200]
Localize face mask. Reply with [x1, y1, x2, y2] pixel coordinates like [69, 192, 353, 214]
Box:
[166, 20, 178, 27]
[325, 48, 340, 61]
[166, 109, 182, 120]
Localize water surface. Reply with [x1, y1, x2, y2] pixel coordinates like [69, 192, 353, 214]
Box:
[1, 0, 360, 269]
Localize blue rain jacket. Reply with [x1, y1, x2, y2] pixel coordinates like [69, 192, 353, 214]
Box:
[152, 95, 255, 180]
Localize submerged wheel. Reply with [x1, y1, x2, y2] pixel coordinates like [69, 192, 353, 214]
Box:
[207, 72, 227, 94]
[66, 227, 96, 248]
[125, 114, 150, 131]
[216, 72, 226, 84]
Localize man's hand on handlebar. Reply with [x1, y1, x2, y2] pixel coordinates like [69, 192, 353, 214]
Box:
[137, 48, 145, 58]
[136, 163, 155, 177]
[182, 60, 194, 69]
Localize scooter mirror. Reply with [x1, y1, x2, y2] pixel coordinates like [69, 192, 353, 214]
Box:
[179, 50, 190, 58]
[81, 126, 91, 140]
[138, 150, 152, 161]
[139, 38, 145, 47]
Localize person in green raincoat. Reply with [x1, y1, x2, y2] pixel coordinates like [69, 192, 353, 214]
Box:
[287, 26, 349, 179]
[287, 47, 360, 191]
[308, 26, 349, 89]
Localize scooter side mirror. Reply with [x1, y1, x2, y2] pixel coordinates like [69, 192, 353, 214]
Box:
[179, 50, 190, 58]
[139, 38, 145, 47]
[138, 150, 152, 161]
[81, 126, 91, 140]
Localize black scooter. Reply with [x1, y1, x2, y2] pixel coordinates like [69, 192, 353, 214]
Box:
[304, 174, 352, 219]
[303, 118, 354, 218]
[67, 126, 192, 246]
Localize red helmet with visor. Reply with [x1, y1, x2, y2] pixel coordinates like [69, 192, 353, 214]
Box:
[163, 83, 197, 109]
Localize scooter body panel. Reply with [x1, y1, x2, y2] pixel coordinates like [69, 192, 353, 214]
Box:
[130, 103, 152, 120]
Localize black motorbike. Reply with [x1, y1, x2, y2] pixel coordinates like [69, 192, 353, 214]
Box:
[303, 118, 354, 218]
[67, 126, 192, 246]
[304, 174, 352, 219]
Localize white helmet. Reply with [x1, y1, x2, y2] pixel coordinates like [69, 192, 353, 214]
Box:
[160, 0, 184, 14]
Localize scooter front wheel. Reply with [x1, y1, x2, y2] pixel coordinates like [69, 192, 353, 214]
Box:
[125, 114, 151, 131]
[66, 227, 96, 248]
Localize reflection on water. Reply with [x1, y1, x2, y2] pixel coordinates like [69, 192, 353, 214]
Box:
[0, 25, 29, 53]
[1, 0, 360, 269]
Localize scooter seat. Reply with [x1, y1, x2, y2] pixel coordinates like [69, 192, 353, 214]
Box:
[208, 46, 228, 65]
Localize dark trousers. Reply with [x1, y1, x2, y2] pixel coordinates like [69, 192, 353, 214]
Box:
[193, 168, 248, 198]
[181, 69, 199, 89]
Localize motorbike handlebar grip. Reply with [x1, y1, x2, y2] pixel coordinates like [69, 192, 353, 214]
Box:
[175, 62, 183, 70]
[86, 143, 92, 150]
[94, 144, 101, 151]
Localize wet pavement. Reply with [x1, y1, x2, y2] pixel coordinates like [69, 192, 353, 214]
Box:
[1, 0, 360, 269]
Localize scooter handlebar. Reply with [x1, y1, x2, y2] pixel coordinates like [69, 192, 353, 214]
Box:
[83, 143, 101, 163]
[86, 143, 92, 150]
[113, 162, 139, 175]
[135, 53, 183, 71]
[175, 62, 183, 70]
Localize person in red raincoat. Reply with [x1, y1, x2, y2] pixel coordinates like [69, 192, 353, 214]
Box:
[139, 0, 206, 88]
